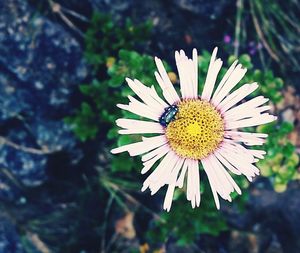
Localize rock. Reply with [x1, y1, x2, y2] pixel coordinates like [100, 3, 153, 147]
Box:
[0, 175, 22, 202]
[276, 182, 300, 252]
[0, 70, 31, 121]
[0, 0, 86, 197]
[0, 116, 83, 192]
[89, 0, 133, 13]
[0, 123, 48, 188]
[228, 229, 283, 253]
[30, 119, 82, 164]
[245, 181, 300, 253]
[0, 0, 88, 118]
[173, 0, 232, 19]
[0, 217, 24, 253]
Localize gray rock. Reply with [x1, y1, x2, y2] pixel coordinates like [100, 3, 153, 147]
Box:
[0, 217, 24, 253]
[89, 0, 133, 12]
[0, 71, 31, 121]
[173, 0, 232, 19]
[0, 124, 48, 188]
[0, 0, 86, 195]
[0, 0, 88, 118]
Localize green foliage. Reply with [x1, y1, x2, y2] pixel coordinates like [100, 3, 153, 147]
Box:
[257, 122, 299, 192]
[64, 101, 99, 141]
[148, 187, 227, 244]
[107, 49, 159, 90]
[85, 12, 152, 70]
[148, 174, 249, 245]
[65, 49, 161, 142]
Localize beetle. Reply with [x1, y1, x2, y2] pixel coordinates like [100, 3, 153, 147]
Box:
[159, 105, 179, 127]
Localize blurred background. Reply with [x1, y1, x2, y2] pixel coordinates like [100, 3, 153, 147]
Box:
[0, 0, 300, 252]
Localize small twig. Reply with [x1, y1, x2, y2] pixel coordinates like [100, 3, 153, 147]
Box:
[106, 181, 165, 222]
[0, 136, 51, 155]
[26, 232, 51, 253]
[104, 232, 119, 253]
[60, 6, 89, 22]
[0, 167, 24, 190]
[48, 0, 84, 37]
[100, 196, 114, 253]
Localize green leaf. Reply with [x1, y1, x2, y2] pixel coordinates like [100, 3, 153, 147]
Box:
[280, 122, 294, 134]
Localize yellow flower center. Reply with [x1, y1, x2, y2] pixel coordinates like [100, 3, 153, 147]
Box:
[165, 99, 225, 160]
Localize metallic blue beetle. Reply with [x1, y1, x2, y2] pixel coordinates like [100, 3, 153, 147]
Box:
[159, 105, 179, 127]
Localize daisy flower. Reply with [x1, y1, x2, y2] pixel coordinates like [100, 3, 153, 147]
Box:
[111, 48, 276, 211]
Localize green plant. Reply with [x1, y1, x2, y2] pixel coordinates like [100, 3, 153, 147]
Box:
[147, 174, 249, 245]
[85, 12, 152, 71]
[257, 121, 299, 192]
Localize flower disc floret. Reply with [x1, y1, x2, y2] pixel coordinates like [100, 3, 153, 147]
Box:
[165, 99, 224, 160]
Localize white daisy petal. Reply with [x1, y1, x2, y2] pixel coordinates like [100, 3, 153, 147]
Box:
[218, 145, 260, 179]
[117, 102, 158, 121]
[151, 157, 184, 195]
[163, 183, 176, 212]
[248, 149, 266, 159]
[141, 145, 170, 174]
[192, 48, 199, 98]
[212, 60, 238, 100]
[175, 49, 198, 99]
[201, 158, 220, 209]
[154, 57, 180, 104]
[125, 78, 166, 113]
[186, 160, 193, 201]
[111, 135, 167, 156]
[207, 155, 233, 200]
[116, 119, 164, 134]
[223, 140, 257, 163]
[214, 150, 241, 175]
[141, 144, 169, 162]
[210, 154, 241, 195]
[192, 160, 201, 207]
[212, 64, 247, 105]
[163, 158, 185, 211]
[201, 47, 223, 101]
[224, 96, 269, 119]
[225, 113, 277, 129]
[218, 82, 259, 112]
[176, 159, 188, 188]
[142, 151, 177, 192]
[149, 85, 169, 108]
[225, 131, 268, 146]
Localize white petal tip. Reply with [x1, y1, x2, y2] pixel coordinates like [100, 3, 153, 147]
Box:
[110, 147, 122, 154]
[141, 168, 148, 174]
